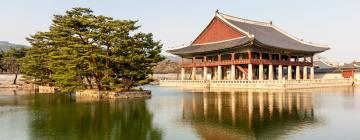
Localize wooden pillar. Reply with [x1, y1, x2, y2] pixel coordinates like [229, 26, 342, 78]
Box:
[269, 65, 274, 80]
[248, 51, 253, 81]
[217, 65, 222, 80]
[181, 67, 185, 80]
[203, 56, 207, 80]
[278, 54, 283, 80]
[248, 64, 253, 81]
[192, 57, 196, 80]
[231, 65, 235, 80]
[279, 54, 282, 61]
[192, 67, 196, 80]
[296, 65, 300, 80]
[231, 53, 235, 61]
[288, 66, 292, 80]
[181, 58, 185, 80]
[217, 54, 222, 80]
[303, 66, 308, 80]
[310, 66, 315, 80]
[259, 64, 264, 80]
[231, 53, 235, 80]
[214, 67, 218, 80]
[278, 65, 283, 80]
[259, 53, 263, 80]
[310, 56, 315, 80]
[268, 53, 273, 80]
[203, 67, 208, 80]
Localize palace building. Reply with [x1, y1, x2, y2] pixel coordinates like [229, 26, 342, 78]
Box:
[168, 11, 329, 81]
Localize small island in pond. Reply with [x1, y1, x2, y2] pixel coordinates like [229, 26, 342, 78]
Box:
[1, 7, 164, 98]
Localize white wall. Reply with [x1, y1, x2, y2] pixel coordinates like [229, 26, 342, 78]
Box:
[0, 74, 24, 84]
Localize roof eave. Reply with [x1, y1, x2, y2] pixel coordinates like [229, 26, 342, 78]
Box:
[253, 39, 329, 54]
[217, 11, 330, 51]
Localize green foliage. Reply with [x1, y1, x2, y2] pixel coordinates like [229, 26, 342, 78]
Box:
[22, 7, 164, 92]
[1, 48, 27, 72]
[0, 48, 27, 84]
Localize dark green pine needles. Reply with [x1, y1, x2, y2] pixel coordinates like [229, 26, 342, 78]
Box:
[22, 7, 164, 92]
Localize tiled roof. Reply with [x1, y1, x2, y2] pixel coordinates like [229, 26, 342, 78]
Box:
[169, 11, 329, 56]
[168, 37, 251, 55]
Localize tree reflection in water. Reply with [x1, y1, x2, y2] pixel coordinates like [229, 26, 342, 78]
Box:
[181, 89, 321, 140]
[28, 94, 162, 140]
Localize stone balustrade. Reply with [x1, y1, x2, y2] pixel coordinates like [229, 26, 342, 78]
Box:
[160, 79, 354, 89]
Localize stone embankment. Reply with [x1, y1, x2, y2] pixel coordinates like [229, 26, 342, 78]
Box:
[75, 90, 151, 99]
[0, 74, 34, 89]
[37, 86, 152, 99]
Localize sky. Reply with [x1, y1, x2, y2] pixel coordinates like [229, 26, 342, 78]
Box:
[0, 0, 359, 62]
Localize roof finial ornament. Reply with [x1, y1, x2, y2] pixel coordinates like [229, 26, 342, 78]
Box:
[216, 9, 219, 14]
[270, 21, 273, 25]
[248, 32, 255, 38]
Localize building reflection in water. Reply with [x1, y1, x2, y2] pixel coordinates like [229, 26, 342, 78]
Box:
[179, 88, 342, 140]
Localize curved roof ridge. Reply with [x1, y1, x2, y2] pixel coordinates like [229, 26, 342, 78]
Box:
[217, 11, 329, 49]
[215, 12, 252, 37]
[270, 24, 329, 49]
[218, 12, 272, 27]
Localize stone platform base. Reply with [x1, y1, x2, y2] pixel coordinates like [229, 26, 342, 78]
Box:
[75, 90, 151, 99]
[160, 79, 354, 90]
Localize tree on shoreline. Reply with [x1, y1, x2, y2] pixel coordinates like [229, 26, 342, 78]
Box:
[0, 48, 27, 84]
[22, 7, 163, 92]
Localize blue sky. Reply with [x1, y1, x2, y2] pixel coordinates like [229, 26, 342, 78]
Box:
[0, 0, 359, 62]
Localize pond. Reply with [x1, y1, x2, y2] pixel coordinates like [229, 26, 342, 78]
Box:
[0, 86, 360, 140]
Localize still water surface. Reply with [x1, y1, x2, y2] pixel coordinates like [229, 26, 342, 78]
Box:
[0, 86, 360, 140]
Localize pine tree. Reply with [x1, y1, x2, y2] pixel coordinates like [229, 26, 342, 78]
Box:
[2, 48, 27, 84]
[22, 7, 164, 92]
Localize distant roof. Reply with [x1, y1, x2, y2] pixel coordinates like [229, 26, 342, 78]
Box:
[341, 63, 360, 70]
[169, 11, 329, 56]
[354, 62, 360, 67]
[341, 63, 355, 69]
[314, 60, 334, 69]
